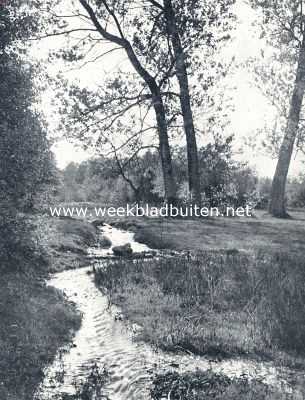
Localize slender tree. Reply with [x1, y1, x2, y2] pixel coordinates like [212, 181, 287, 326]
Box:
[271, 33, 305, 217]
[162, 0, 201, 204]
[251, 0, 305, 217]
[146, 0, 235, 204]
[78, 0, 177, 203]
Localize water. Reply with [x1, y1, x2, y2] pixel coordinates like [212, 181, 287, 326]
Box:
[35, 225, 305, 399]
[88, 224, 151, 258]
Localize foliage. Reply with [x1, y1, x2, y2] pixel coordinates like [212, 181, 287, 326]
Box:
[173, 136, 258, 207]
[286, 174, 305, 207]
[256, 177, 272, 209]
[249, 0, 305, 155]
[0, 1, 56, 270]
[58, 137, 260, 208]
[0, 56, 53, 213]
[33, 0, 236, 203]
[58, 155, 161, 204]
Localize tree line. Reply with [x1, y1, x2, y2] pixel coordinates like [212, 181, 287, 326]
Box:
[3, 0, 305, 220]
[36, 0, 305, 217]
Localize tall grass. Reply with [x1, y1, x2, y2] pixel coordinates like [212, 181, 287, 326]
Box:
[151, 370, 289, 400]
[95, 250, 305, 358]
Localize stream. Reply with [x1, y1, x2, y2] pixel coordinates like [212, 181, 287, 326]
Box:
[34, 224, 304, 399]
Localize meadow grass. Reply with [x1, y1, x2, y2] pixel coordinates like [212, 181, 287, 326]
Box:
[95, 249, 305, 398]
[77, 206, 305, 253]
[151, 370, 289, 400]
[132, 209, 305, 253]
[95, 250, 305, 361]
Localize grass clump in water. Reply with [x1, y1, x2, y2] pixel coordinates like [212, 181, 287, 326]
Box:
[61, 364, 109, 400]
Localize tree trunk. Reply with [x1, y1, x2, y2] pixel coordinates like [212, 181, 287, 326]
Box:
[79, 0, 177, 203]
[152, 93, 177, 203]
[163, 0, 201, 205]
[269, 35, 305, 217]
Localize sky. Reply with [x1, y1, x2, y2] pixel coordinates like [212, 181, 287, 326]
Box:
[33, 0, 304, 178]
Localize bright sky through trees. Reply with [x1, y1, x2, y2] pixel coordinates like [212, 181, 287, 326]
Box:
[32, 0, 304, 178]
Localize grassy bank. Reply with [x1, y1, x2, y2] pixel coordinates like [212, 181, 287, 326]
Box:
[58, 203, 305, 253]
[1, 215, 97, 399]
[80, 206, 305, 253]
[131, 209, 305, 253]
[0, 269, 81, 400]
[151, 370, 289, 400]
[95, 250, 305, 397]
[41, 215, 97, 272]
[95, 250, 305, 364]
[46, 206, 305, 397]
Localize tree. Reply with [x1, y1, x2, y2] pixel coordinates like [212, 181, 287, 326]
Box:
[58, 75, 163, 200]
[0, 1, 53, 269]
[60, 151, 163, 204]
[78, 0, 177, 203]
[36, 0, 235, 206]
[271, 36, 305, 217]
[172, 135, 240, 206]
[251, 0, 305, 217]
[157, 0, 201, 204]
[131, 0, 235, 204]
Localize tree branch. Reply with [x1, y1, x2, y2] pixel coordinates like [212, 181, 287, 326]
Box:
[101, 0, 125, 39]
[79, 0, 126, 47]
[79, 0, 160, 95]
[104, 126, 156, 157]
[65, 46, 123, 72]
[146, 0, 164, 11]
[30, 28, 97, 40]
[78, 93, 152, 118]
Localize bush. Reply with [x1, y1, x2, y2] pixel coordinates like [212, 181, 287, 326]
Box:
[0, 212, 49, 272]
[286, 176, 305, 208]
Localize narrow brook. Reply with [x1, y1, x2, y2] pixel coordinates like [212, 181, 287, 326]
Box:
[35, 225, 304, 399]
